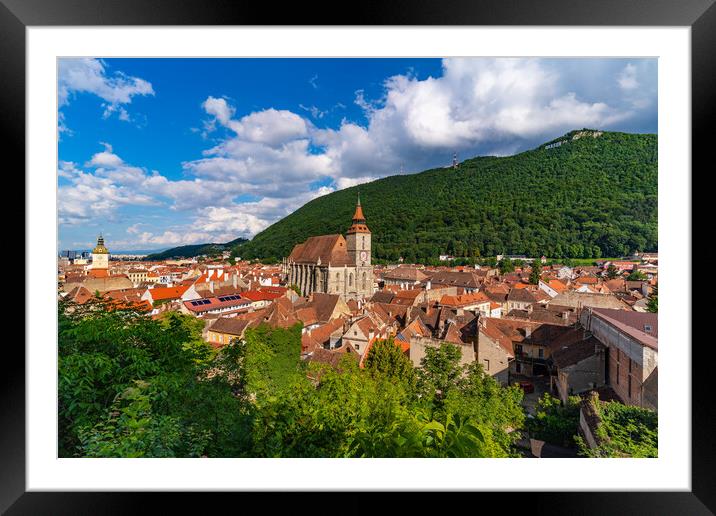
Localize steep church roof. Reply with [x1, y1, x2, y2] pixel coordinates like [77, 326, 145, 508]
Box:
[288, 234, 353, 266]
[347, 197, 370, 235]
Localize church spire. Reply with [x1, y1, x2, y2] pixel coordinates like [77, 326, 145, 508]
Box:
[352, 196, 365, 223]
[347, 196, 370, 234]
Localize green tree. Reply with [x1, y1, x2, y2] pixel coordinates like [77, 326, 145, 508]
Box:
[80, 380, 184, 458]
[499, 257, 515, 275]
[363, 338, 416, 388]
[529, 260, 542, 284]
[627, 270, 647, 281]
[416, 342, 464, 403]
[527, 393, 581, 448]
[576, 398, 657, 458]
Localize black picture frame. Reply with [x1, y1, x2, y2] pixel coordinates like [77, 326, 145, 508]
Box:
[4, 0, 710, 512]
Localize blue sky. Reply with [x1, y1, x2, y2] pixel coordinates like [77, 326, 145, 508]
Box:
[58, 57, 657, 252]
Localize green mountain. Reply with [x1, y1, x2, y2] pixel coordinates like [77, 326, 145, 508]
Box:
[236, 129, 657, 263]
[145, 237, 248, 261]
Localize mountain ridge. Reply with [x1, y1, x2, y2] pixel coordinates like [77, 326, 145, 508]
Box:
[235, 129, 657, 262]
[152, 129, 657, 262]
[144, 237, 248, 260]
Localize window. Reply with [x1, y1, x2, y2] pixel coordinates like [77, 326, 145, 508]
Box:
[628, 374, 632, 398]
[483, 359, 490, 371]
[349, 273, 353, 287]
[538, 348, 544, 359]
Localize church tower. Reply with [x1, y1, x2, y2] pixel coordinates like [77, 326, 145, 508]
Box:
[346, 196, 373, 298]
[346, 196, 371, 267]
[91, 234, 110, 270]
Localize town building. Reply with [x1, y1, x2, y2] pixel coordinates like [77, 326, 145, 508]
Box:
[283, 198, 374, 301]
[579, 307, 658, 410]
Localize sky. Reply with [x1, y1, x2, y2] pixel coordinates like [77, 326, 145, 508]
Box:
[57, 57, 657, 252]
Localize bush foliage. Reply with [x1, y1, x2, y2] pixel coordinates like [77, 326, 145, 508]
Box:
[59, 302, 526, 458]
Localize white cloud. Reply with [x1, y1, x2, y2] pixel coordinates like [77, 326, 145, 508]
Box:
[335, 176, 378, 190]
[196, 207, 270, 238]
[207, 105, 310, 147]
[202, 96, 235, 126]
[618, 63, 639, 90]
[58, 167, 154, 225]
[86, 143, 124, 168]
[58, 58, 154, 124]
[126, 223, 144, 234]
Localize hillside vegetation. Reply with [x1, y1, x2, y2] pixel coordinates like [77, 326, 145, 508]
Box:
[145, 237, 248, 261]
[235, 130, 657, 262]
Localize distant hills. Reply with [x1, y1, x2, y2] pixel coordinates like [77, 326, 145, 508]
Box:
[233, 130, 657, 263]
[144, 237, 248, 260]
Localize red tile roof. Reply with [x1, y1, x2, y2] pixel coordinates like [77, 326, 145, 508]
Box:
[241, 289, 284, 302]
[148, 285, 189, 301]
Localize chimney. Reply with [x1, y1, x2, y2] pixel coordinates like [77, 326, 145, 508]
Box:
[525, 326, 532, 338]
[233, 273, 238, 289]
[209, 281, 214, 293]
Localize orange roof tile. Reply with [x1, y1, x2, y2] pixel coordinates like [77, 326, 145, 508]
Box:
[148, 285, 189, 301]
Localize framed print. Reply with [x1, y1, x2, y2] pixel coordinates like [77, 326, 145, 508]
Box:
[4, 0, 712, 512]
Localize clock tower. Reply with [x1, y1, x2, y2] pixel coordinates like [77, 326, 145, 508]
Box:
[346, 196, 371, 267]
[91, 234, 110, 270]
[346, 196, 373, 298]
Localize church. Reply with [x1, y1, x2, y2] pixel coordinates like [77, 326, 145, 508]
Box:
[283, 198, 374, 301]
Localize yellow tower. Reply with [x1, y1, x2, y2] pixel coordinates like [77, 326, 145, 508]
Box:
[91, 234, 110, 270]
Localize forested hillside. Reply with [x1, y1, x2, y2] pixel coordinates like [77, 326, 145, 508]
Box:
[235, 130, 657, 262]
[145, 237, 248, 260]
